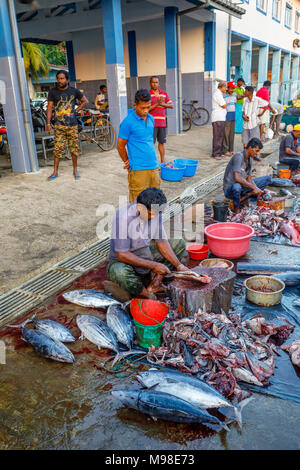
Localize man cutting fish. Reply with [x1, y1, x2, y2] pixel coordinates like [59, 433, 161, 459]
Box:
[223, 138, 272, 213]
[104, 188, 190, 301]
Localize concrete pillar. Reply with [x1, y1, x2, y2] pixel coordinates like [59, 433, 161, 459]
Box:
[271, 49, 281, 103]
[164, 6, 179, 135]
[257, 44, 269, 90]
[240, 39, 252, 85]
[282, 52, 291, 105]
[66, 41, 76, 83]
[102, 0, 127, 135]
[127, 30, 138, 108]
[291, 55, 299, 101]
[0, 0, 38, 172]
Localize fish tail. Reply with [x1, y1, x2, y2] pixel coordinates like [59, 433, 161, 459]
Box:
[7, 314, 36, 329]
[233, 396, 254, 430]
[111, 350, 146, 367]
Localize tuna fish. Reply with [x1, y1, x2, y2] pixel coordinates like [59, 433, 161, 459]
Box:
[76, 315, 144, 365]
[21, 328, 75, 363]
[136, 369, 248, 428]
[232, 367, 264, 387]
[63, 289, 121, 308]
[8, 314, 75, 343]
[106, 305, 134, 349]
[111, 389, 229, 430]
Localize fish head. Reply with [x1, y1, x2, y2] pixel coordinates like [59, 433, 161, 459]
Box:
[111, 390, 139, 408]
[135, 371, 160, 388]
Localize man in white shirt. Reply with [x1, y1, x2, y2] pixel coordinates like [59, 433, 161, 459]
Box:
[211, 81, 227, 160]
[242, 86, 268, 149]
[94, 85, 108, 112]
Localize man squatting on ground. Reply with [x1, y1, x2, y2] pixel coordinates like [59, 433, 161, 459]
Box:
[117, 89, 161, 203]
[105, 188, 190, 301]
[279, 124, 300, 174]
[46, 70, 88, 180]
[223, 138, 272, 213]
[149, 76, 173, 163]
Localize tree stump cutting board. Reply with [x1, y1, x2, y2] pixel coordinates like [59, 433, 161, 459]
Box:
[167, 266, 236, 317]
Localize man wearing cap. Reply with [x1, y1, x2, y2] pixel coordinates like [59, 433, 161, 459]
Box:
[223, 82, 237, 156]
[279, 125, 300, 173]
[211, 81, 227, 160]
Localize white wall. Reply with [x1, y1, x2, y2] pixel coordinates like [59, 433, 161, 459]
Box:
[231, 0, 300, 52]
[215, 10, 228, 81]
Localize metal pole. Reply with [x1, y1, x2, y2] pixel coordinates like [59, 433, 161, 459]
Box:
[176, 1, 210, 133]
[228, 13, 232, 81]
[7, 0, 38, 173]
[176, 13, 182, 133]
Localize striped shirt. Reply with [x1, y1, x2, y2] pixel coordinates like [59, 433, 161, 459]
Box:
[224, 93, 237, 121]
[149, 89, 172, 128]
[242, 96, 267, 130]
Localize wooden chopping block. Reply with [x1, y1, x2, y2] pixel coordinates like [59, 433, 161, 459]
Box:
[167, 265, 236, 317]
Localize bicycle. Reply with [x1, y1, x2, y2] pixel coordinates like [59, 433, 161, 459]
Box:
[182, 108, 192, 132]
[182, 100, 210, 127]
[77, 110, 116, 151]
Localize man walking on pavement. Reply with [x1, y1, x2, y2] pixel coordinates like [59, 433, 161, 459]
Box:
[149, 76, 173, 163]
[117, 89, 160, 203]
[46, 70, 88, 180]
[211, 81, 227, 160]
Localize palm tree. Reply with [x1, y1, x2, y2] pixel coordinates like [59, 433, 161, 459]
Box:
[22, 42, 50, 82]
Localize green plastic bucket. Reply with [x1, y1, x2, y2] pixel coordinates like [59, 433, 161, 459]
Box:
[133, 319, 165, 348]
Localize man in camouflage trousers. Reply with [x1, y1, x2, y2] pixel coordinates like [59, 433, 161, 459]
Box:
[46, 70, 88, 180]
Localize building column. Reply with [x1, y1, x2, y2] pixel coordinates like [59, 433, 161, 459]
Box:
[271, 49, 281, 103]
[282, 52, 291, 105]
[240, 38, 252, 85]
[257, 44, 269, 90]
[204, 21, 216, 120]
[66, 41, 76, 83]
[291, 55, 299, 101]
[0, 0, 38, 173]
[164, 6, 179, 135]
[127, 30, 138, 108]
[102, 0, 127, 135]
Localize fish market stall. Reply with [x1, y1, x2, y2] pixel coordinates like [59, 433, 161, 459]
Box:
[1, 191, 300, 450]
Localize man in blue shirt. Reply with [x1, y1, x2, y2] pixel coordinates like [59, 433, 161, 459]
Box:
[117, 89, 160, 203]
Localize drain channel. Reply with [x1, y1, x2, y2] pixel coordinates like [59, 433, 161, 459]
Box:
[0, 171, 223, 327]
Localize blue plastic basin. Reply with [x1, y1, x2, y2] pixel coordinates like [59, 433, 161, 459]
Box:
[174, 158, 198, 177]
[160, 163, 184, 182]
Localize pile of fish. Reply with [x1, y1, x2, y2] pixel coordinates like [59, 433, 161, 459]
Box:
[112, 368, 253, 431]
[76, 305, 144, 366]
[7, 291, 142, 365]
[145, 312, 295, 401]
[8, 314, 76, 363]
[228, 206, 300, 243]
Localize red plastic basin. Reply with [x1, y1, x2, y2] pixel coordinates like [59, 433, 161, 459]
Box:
[187, 244, 209, 260]
[204, 222, 254, 259]
[130, 299, 169, 326]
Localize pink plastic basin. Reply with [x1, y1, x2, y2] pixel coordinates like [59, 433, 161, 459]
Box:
[204, 222, 254, 259]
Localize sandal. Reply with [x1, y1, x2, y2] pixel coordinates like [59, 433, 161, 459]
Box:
[73, 173, 80, 180]
[47, 175, 57, 181]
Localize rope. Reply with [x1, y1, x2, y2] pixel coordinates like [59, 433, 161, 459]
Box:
[112, 353, 147, 378]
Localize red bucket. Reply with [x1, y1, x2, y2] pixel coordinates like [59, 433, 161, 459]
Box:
[204, 222, 254, 259]
[130, 299, 169, 326]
